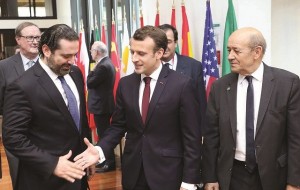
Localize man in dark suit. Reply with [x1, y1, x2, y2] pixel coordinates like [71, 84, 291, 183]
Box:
[158, 24, 207, 131]
[87, 41, 116, 172]
[3, 24, 92, 190]
[202, 27, 300, 190]
[74, 25, 202, 190]
[0, 21, 41, 189]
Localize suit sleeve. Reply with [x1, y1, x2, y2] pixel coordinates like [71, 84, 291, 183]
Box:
[0, 64, 5, 115]
[2, 82, 58, 178]
[98, 78, 126, 156]
[287, 76, 300, 186]
[202, 82, 219, 183]
[180, 78, 202, 183]
[87, 63, 109, 89]
[195, 62, 207, 134]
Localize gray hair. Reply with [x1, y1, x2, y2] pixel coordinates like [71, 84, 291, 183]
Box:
[93, 41, 108, 56]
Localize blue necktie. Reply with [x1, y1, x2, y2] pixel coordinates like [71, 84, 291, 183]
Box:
[58, 76, 80, 130]
[245, 76, 256, 172]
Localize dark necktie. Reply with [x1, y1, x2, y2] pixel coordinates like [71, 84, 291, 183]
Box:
[245, 76, 256, 172]
[142, 77, 151, 124]
[58, 76, 80, 130]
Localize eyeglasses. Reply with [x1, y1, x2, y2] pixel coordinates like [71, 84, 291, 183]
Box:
[90, 49, 97, 53]
[20, 35, 41, 42]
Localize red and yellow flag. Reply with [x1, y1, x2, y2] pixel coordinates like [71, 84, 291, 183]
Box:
[181, 2, 193, 57]
[111, 21, 121, 99]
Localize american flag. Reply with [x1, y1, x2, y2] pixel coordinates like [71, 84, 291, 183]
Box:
[202, 0, 219, 99]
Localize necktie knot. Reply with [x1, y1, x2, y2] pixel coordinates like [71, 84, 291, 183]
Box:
[58, 76, 66, 83]
[143, 77, 151, 85]
[245, 76, 253, 83]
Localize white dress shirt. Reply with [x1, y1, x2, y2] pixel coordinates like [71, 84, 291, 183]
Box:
[20, 53, 39, 71]
[162, 53, 178, 71]
[235, 63, 264, 161]
[39, 59, 80, 111]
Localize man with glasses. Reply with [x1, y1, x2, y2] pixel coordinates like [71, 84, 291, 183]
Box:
[0, 21, 41, 189]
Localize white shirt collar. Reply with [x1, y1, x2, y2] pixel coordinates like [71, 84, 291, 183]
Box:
[140, 63, 162, 82]
[238, 62, 264, 84]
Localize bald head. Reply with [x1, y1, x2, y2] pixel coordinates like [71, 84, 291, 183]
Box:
[227, 27, 267, 75]
[230, 27, 266, 56]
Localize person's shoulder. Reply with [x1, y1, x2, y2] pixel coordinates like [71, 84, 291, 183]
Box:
[177, 54, 201, 64]
[0, 54, 20, 67]
[268, 65, 299, 80]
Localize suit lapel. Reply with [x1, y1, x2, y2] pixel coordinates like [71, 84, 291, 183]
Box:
[256, 64, 274, 135]
[34, 63, 79, 132]
[175, 54, 186, 75]
[13, 54, 25, 76]
[145, 66, 169, 125]
[227, 73, 238, 143]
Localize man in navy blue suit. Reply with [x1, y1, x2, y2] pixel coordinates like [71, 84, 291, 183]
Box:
[74, 25, 202, 190]
[159, 24, 207, 131]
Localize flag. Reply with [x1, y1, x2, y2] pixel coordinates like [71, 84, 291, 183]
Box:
[88, 29, 98, 142]
[89, 29, 96, 70]
[140, 9, 144, 27]
[181, 2, 193, 57]
[77, 30, 89, 90]
[155, 0, 160, 26]
[111, 21, 121, 98]
[95, 25, 100, 41]
[101, 22, 107, 44]
[170, 3, 180, 53]
[77, 29, 98, 143]
[222, 0, 237, 76]
[121, 18, 131, 77]
[202, 0, 219, 99]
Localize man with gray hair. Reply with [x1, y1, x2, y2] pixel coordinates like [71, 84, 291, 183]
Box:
[87, 41, 116, 172]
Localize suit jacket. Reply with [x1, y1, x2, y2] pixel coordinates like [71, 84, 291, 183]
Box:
[0, 53, 25, 186]
[98, 65, 202, 190]
[2, 62, 91, 190]
[87, 56, 115, 115]
[176, 54, 207, 130]
[202, 64, 300, 190]
[0, 53, 25, 115]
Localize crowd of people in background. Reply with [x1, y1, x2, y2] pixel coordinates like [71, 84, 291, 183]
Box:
[0, 21, 299, 190]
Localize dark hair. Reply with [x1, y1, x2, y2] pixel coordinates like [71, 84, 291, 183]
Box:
[15, 22, 40, 37]
[158, 24, 178, 42]
[132, 25, 168, 53]
[38, 24, 79, 58]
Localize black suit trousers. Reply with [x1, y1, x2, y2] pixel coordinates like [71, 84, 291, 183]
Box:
[229, 160, 263, 190]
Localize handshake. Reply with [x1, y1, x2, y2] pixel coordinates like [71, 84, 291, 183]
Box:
[54, 138, 100, 182]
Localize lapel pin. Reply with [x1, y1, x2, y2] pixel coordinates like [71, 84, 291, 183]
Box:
[159, 81, 164, 85]
[227, 86, 231, 91]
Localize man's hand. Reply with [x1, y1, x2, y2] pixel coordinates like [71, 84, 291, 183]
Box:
[286, 185, 300, 190]
[74, 138, 100, 169]
[53, 150, 86, 183]
[204, 182, 219, 190]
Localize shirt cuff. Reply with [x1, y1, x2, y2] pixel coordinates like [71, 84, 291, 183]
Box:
[181, 182, 197, 190]
[95, 146, 106, 164]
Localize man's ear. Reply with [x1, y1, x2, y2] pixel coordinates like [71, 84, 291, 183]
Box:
[156, 48, 164, 59]
[42, 44, 51, 57]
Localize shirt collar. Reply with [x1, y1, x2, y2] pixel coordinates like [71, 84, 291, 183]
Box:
[141, 63, 162, 82]
[238, 62, 264, 84]
[39, 57, 71, 81]
[20, 53, 39, 67]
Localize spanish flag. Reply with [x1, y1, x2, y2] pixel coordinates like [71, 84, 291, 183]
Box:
[181, 2, 193, 57]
